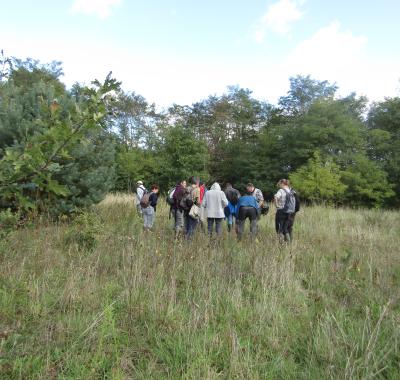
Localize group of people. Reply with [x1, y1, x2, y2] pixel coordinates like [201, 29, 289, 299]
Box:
[135, 177, 299, 242]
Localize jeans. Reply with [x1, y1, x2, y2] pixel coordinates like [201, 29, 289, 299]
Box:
[237, 207, 258, 240]
[185, 214, 198, 238]
[275, 209, 295, 241]
[207, 218, 223, 236]
[142, 206, 155, 228]
[226, 213, 235, 231]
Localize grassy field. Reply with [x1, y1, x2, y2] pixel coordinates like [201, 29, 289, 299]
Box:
[1, 194, 399, 379]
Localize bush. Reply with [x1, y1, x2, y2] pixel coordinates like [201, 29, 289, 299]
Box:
[0, 209, 20, 238]
[63, 211, 103, 252]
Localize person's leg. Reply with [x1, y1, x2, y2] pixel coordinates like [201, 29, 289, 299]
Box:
[275, 211, 280, 234]
[187, 216, 198, 239]
[175, 209, 184, 237]
[184, 213, 190, 237]
[249, 208, 258, 237]
[142, 207, 149, 230]
[282, 213, 293, 242]
[287, 213, 295, 241]
[237, 207, 248, 241]
[278, 212, 290, 242]
[207, 218, 214, 236]
[148, 206, 155, 229]
[276, 210, 286, 242]
[215, 218, 223, 236]
[227, 213, 233, 232]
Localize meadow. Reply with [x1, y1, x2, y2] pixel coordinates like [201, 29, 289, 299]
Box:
[0, 194, 399, 379]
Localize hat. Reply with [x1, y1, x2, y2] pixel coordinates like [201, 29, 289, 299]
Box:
[137, 180, 143, 185]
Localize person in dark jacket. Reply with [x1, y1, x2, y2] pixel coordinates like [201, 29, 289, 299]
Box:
[224, 183, 241, 233]
[184, 177, 201, 239]
[142, 185, 159, 231]
[274, 179, 297, 242]
[235, 190, 260, 241]
[172, 180, 187, 237]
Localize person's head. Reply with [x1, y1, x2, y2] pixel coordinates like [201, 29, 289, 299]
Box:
[246, 183, 255, 193]
[137, 180, 143, 187]
[225, 182, 232, 189]
[277, 179, 290, 189]
[180, 180, 187, 188]
[151, 185, 159, 194]
[189, 176, 198, 187]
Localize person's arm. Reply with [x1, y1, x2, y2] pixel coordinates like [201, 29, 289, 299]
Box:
[202, 193, 207, 209]
[150, 193, 157, 207]
[235, 198, 241, 218]
[257, 189, 264, 206]
[193, 188, 200, 206]
[221, 192, 228, 208]
[253, 197, 260, 210]
[274, 190, 281, 208]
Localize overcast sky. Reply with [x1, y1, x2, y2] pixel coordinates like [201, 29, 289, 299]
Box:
[2, 0, 400, 107]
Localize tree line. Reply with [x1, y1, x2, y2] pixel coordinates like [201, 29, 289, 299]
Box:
[0, 54, 399, 219]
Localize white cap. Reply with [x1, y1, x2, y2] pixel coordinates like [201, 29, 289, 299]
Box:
[137, 180, 143, 185]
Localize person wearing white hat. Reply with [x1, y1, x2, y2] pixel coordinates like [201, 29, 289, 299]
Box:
[135, 180, 146, 215]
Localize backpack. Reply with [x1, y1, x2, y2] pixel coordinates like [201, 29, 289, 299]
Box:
[137, 185, 146, 199]
[140, 192, 151, 208]
[282, 189, 296, 214]
[179, 188, 193, 211]
[166, 187, 175, 206]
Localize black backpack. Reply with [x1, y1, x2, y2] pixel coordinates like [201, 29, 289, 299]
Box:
[282, 189, 296, 214]
[179, 188, 193, 211]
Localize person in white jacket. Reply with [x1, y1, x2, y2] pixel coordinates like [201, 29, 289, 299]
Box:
[135, 181, 146, 215]
[202, 182, 228, 236]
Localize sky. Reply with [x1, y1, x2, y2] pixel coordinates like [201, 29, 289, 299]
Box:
[2, 0, 400, 108]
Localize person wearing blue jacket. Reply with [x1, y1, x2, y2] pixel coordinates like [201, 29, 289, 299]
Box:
[235, 192, 260, 241]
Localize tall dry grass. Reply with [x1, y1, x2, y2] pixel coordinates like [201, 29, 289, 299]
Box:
[0, 193, 399, 379]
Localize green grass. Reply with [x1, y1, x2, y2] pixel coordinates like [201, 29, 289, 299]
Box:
[1, 194, 399, 379]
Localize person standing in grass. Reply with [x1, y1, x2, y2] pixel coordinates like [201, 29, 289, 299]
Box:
[142, 185, 159, 232]
[184, 177, 201, 239]
[274, 179, 298, 242]
[135, 180, 146, 216]
[236, 189, 260, 241]
[202, 182, 228, 237]
[224, 183, 241, 233]
[172, 179, 187, 238]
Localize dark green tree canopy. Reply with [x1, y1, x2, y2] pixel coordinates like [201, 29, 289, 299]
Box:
[1, 54, 398, 211]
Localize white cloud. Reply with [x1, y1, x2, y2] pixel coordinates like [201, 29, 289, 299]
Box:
[254, 0, 305, 42]
[3, 21, 399, 108]
[70, 0, 121, 19]
[280, 21, 399, 101]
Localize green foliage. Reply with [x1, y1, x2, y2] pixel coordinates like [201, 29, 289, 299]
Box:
[340, 154, 395, 208]
[1, 55, 399, 210]
[0, 209, 19, 238]
[156, 125, 210, 188]
[1, 196, 399, 378]
[368, 97, 400, 206]
[278, 75, 338, 115]
[113, 147, 157, 191]
[63, 210, 103, 251]
[0, 61, 120, 216]
[290, 152, 347, 204]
